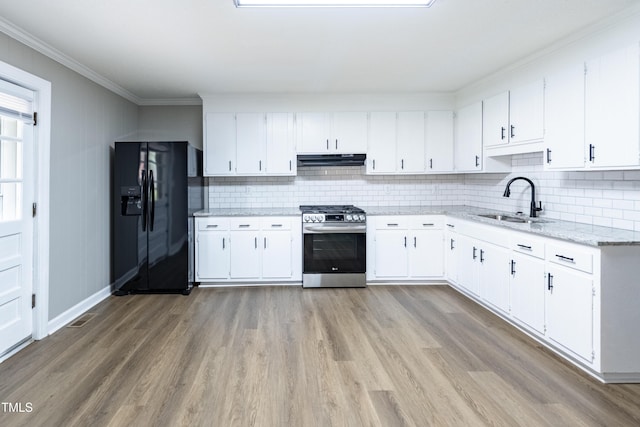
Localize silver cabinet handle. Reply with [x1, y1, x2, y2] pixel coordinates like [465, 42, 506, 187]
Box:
[206, 224, 218, 228]
[228, 160, 232, 171]
[239, 224, 251, 228]
[264, 237, 267, 249]
[517, 244, 532, 251]
[414, 236, 417, 247]
[222, 238, 225, 249]
[255, 237, 257, 249]
[387, 223, 399, 227]
[259, 160, 262, 171]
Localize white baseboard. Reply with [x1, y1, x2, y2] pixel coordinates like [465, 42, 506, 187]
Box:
[47, 286, 111, 335]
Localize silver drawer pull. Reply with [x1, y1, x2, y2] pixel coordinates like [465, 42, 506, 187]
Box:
[387, 223, 399, 227]
[422, 223, 435, 227]
[239, 224, 251, 228]
[271, 224, 283, 227]
[555, 254, 575, 263]
[446, 224, 455, 228]
[206, 224, 218, 228]
[517, 244, 532, 250]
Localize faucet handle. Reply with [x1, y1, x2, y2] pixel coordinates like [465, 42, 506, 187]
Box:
[535, 201, 543, 212]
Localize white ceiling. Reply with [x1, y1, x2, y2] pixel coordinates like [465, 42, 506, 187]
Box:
[0, 0, 637, 103]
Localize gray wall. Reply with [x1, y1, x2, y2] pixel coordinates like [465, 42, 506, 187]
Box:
[137, 105, 203, 149]
[0, 33, 138, 320]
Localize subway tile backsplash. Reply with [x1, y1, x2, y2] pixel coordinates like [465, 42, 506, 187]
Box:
[207, 153, 640, 232]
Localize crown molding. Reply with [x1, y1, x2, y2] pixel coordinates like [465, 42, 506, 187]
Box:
[0, 16, 198, 106]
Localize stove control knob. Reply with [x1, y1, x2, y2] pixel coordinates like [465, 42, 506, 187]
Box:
[359, 214, 366, 222]
[346, 214, 353, 221]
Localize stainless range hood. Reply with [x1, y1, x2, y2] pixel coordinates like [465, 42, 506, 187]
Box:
[297, 153, 366, 167]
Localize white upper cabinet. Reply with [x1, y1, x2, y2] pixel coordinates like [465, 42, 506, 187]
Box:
[455, 101, 483, 172]
[585, 43, 640, 169]
[425, 111, 454, 172]
[297, 112, 367, 154]
[203, 112, 296, 177]
[204, 113, 236, 176]
[396, 112, 426, 173]
[266, 113, 296, 175]
[367, 112, 398, 174]
[482, 91, 510, 148]
[236, 113, 266, 175]
[509, 79, 545, 144]
[544, 64, 586, 170]
[482, 80, 544, 151]
[367, 112, 429, 175]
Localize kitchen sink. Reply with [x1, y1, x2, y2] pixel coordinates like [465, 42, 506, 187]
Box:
[477, 213, 551, 224]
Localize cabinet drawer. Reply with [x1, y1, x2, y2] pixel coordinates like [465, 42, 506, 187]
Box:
[547, 242, 594, 273]
[510, 234, 545, 259]
[230, 218, 260, 230]
[260, 217, 292, 230]
[197, 218, 230, 231]
[409, 216, 445, 230]
[375, 216, 409, 230]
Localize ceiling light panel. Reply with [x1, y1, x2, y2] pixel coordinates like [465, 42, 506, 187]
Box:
[234, 0, 436, 7]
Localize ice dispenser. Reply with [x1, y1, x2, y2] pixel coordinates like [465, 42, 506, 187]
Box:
[120, 186, 142, 216]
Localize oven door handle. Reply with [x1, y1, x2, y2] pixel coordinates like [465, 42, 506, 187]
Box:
[303, 225, 366, 234]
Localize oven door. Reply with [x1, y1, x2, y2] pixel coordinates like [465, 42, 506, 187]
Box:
[303, 229, 366, 274]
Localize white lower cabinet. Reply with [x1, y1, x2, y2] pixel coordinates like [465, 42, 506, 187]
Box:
[368, 215, 444, 281]
[195, 216, 301, 283]
[510, 252, 545, 334]
[477, 241, 510, 314]
[545, 263, 594, 362]
[195, 218, 230, 281]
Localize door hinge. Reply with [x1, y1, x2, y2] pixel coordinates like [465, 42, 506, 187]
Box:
[32, 203, 37, 217]
[32, 294, 36, 308]
[33, 112, 37, 126]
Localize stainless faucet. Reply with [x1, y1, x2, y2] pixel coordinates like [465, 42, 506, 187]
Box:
[503, 176, 543, 218]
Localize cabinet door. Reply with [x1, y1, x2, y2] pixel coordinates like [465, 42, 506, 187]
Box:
[482, 91, 509, 148]
[204, 113, 236, 176]
[478, 242, 511, 314]
[456, 235, 479, 295]
[367, 112, 397, 174]
[195, 231, 229, 280]
[298, 113, 331, 153]
[455, 102, 483, 172]
[374, 230, 408, 278]
[544, 64, 586, 169]
[546, 265, 594, 362]
[236, 113, 266, 175]
[410, 230, 443, 278]
[396, 112, 425, 173]
[510, 253, 545, 334]
[262, 230, 292, 279]
[445, 230, 458, 283]
[229, 231, 261, 279]
[332, 112, 368, 153]
[266, 113, 296, 175]
[509, 80, 544, 144]
[426, 111, 454, 172]
[585, 43, 640, 168]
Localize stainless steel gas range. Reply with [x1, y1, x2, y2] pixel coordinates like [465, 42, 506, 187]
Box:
[300, 205, 366, 288]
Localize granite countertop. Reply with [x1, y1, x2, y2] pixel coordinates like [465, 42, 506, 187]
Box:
[362, 205, 640, 247]
[193, 207, 302, 217]
[194, 205, 640, 246]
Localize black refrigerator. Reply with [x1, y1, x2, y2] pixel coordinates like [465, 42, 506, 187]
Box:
[112, 141, 203, 295]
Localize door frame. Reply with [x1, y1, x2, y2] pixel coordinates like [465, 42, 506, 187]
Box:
[0, 59, 51, 341]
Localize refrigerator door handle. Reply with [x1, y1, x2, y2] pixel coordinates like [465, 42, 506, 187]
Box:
[149, 170, 155, 231]
[141, 169, 148, 231]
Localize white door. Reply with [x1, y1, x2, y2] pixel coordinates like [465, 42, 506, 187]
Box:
[478, 242, 511, 314]
[509, 80, 545, 144]
[195, 230, 229, 281]
[229, 231, 261, 279]
[510, 253, 545, 334]
[0, 82, 35, 357]
[298, 113, 330, 153]
[374, 230, 408, 278]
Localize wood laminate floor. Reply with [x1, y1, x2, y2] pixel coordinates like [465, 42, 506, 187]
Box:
[1, 285, 640, 426]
